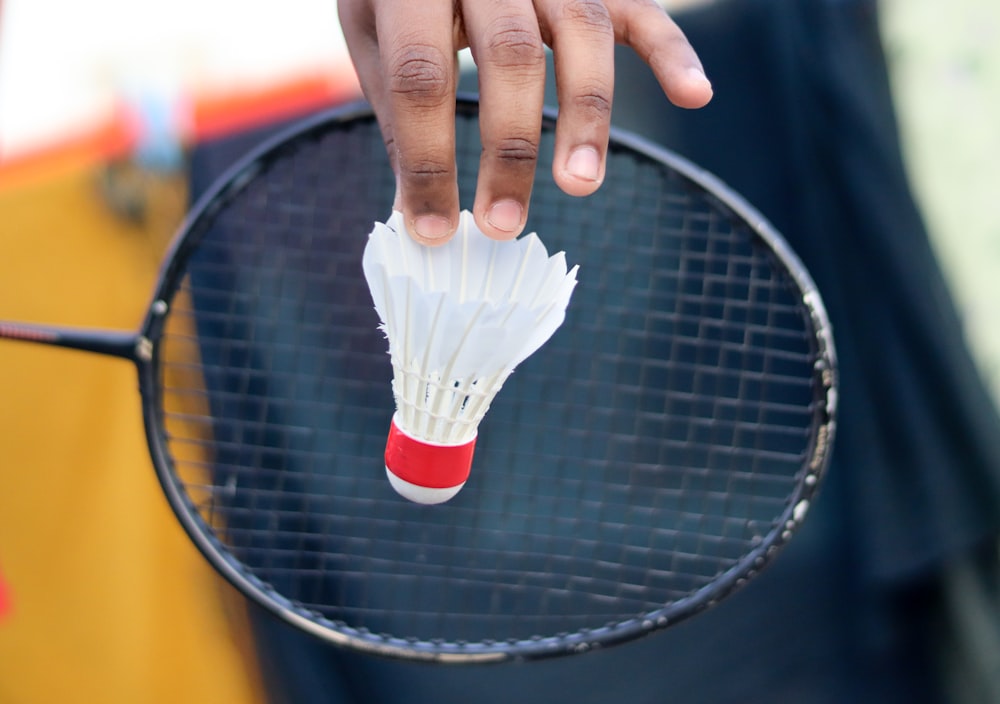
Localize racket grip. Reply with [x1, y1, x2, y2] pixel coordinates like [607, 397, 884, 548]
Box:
[384, 416, 476, 505]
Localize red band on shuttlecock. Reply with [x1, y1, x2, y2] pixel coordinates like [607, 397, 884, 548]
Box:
[385, 418, 476, 489]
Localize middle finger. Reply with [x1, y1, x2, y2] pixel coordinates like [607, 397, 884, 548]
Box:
[463, 0, 548, 240]
[378, 0, 462, 243]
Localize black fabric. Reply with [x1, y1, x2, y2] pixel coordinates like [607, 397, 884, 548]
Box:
[186, 0, 1000, 701]
[612, 0, 1000, 583]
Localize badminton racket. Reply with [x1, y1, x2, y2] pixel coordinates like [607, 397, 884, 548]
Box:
[0, 96, 836, 663]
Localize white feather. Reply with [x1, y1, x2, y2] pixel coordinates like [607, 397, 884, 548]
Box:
[363, 210, 578, 445]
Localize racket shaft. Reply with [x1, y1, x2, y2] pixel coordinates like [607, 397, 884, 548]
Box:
[0, 322, 138, 360]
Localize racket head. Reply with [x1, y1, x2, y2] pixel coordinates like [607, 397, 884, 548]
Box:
[137, 96, 836, 662]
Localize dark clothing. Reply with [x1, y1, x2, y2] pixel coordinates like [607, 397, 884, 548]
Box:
[615, 0, 1000, 584]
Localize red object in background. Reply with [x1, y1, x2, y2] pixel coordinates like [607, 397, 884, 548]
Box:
[0, 565, 12, 621]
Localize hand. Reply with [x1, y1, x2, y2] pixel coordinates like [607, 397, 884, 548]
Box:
[338, 0, 712, 244]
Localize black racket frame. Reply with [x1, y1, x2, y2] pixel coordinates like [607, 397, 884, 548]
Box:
[0, 96, 837, 663]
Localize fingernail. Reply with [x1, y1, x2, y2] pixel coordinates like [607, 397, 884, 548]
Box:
[486, 200, 524, 234]
[687, 66, 712, 88]
[566, 146, 600, 183]
[413, 215, 453, 241]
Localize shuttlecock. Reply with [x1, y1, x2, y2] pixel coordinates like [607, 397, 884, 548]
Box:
[363, 210, 578, 504]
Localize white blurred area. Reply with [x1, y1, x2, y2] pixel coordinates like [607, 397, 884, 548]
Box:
[1, 0, 996, 399]
[0, 0, 353, 160]
[0, 0, 711, 163]
[883, 0, 1000, 399]
[0, 0, 708, 163]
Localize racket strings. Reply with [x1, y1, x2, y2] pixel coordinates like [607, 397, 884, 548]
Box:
[152, 111, 828, 649]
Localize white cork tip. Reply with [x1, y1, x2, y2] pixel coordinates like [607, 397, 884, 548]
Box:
[385, 467, 465, 505]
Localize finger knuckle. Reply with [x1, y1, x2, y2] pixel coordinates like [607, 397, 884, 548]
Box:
[643, 33, 693, 69]
[483, 20, 545, 69]
[492, 136, 539, 165]
[387, 43, 451, 102]
[401, 158, 452, 182]
[570, 89, 613, 121]
[561, 0, 612, 35]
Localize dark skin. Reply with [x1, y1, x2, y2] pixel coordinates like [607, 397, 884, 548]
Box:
[338, 0, 712, 245]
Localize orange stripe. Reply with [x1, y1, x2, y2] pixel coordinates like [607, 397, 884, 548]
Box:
[191, 69, 360, 142]
[0, 67, 361, 191]
[0, 108, 140, 190]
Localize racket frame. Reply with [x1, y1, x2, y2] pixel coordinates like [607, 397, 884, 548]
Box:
[0, 96, 837, 663]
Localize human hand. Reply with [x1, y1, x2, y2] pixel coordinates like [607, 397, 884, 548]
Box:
[338, 0, 713, 244]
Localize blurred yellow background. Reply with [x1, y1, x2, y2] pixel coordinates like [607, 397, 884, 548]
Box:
[0, 171, 265, 701]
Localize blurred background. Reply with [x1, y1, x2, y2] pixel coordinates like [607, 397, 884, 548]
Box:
[0, 0, 998, 702]
[881, 0, 1000, 401]
[2, 0, 997, 396]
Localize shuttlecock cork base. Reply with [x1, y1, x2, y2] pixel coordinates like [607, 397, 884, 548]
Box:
[384, 415, 477, 504]
[363, 210, 578, 505]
